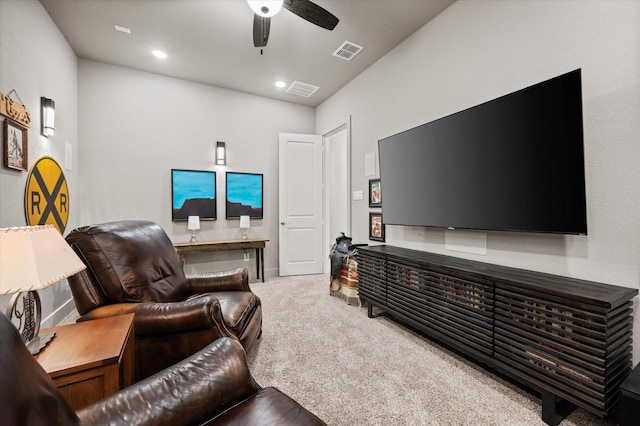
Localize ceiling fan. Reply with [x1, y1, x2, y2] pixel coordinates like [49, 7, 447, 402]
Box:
[248, 0, 339, 48]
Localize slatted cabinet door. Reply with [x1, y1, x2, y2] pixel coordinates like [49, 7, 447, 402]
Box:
[385, 257, 494, 360]
[494, 282, 634, 417]
[356, 249, 387, 308]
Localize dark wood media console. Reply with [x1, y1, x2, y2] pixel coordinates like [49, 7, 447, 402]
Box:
[357, 245, 637, 425]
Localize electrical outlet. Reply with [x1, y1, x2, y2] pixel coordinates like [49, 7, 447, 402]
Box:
[244, 252, 250, 261]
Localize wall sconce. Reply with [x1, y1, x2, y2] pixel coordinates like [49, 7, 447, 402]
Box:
[239, 215, 251, 239]
[41, 97, 55, 137]
[216, 141, 226, 165]
[187, 215, 200, 242]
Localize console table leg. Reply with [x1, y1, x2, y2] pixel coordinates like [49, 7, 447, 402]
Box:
[541, 391, 575, 426]
[367, 303, 386, 319]
[258, 248, 265, 282]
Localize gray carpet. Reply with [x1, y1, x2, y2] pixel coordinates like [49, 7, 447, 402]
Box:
[246, 274, 613, 426]
[59, 274, 614, 425]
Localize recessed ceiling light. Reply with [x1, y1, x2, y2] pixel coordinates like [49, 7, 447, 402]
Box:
[114, 25, 131, 34]
[152, 50, 168, 59]
[275, 81, 286, 88]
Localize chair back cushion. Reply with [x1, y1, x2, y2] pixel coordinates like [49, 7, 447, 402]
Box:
[66, 220, 189, 304]
[0, 314, 80, 426]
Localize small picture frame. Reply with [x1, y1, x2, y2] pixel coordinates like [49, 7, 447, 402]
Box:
[369, 178, 381, 207]
[3, 119, 28, 171]
[369, 212, 385, 242]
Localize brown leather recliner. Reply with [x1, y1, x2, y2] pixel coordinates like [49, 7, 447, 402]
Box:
[65, 220, 262, 380]
[0, 314, 326, 426]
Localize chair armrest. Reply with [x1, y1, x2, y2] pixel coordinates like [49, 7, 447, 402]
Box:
[77, 296, 232, 336]
[77, 337, 261, 426]
[187, 268, 250, 293]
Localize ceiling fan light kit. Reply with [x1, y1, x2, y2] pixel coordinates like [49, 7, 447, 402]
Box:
[247, 0, 283, 18]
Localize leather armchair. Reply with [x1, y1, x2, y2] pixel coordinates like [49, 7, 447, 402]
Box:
[65, 220, 262, 380]
[0, 314, 326, 426]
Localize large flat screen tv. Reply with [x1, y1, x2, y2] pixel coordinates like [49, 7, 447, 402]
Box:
[378, 69, 587, 235]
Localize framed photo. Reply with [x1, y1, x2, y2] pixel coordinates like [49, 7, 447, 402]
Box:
[369, 212, 385, 242]
[369, 178, 381, 207]
[171, 169, 217, 221]
[226, 172, 263, 219]
[3, 119, 28, 171]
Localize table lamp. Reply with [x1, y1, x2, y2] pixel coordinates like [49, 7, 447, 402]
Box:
[188, 216, 200, 242]
[0, 225, 86, 355]
[239, 215, 250, 239]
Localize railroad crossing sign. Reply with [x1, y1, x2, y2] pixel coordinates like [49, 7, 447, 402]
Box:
[24, 156, 69, 234]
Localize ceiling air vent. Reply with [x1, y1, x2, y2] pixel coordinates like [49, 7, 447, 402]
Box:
[333, 41, 364, 61]
[286, 81, 320, 98]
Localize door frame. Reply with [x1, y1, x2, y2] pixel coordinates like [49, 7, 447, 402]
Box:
[322, 118, 351, 273]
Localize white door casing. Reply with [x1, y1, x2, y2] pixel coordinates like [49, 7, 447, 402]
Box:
[278, 133, 323, 276]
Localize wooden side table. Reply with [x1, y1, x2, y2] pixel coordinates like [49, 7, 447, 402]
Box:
[174, 238, 269, 282]
[36, 313, 135, 411]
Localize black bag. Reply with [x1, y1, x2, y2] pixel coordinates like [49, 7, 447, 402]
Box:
[329, 233, 353, 279]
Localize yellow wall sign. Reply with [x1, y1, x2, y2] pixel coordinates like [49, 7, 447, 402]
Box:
[24, 156, 69, 234]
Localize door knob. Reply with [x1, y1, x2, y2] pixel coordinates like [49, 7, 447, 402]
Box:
[280, 221, 285, 225]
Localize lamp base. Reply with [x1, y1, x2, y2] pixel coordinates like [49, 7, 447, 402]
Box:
[242, 230, 248, 240]
[27, 331, 56, 355]
[190, 230, 197, 242]
[5, 291, 55, 355]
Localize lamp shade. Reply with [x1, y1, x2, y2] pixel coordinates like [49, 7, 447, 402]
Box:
[239, 215, 251, 229]
[0, 225, 86, 295]
[187, 216, 200, 231]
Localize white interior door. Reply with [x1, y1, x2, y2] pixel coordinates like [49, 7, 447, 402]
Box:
[279, 133, 323, 276]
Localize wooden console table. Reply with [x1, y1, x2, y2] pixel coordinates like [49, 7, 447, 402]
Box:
[174, 238, 269, 282]
[358, 245, 638, 425]
[36, 314, 135, 411]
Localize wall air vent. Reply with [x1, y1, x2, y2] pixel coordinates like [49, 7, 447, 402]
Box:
[286, 81, 320, 98]
[333, 41, 364, 61]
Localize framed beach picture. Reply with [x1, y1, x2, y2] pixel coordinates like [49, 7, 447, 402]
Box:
[369, 212, 385, 242]
[369, 178, 381, 207]
[171, 169, 217, 221]
[3, 119, 28, 171]
[226, 172, 263, 219]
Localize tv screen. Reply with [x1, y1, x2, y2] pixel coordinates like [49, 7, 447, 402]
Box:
[171, 169, 217, 221]
[378, 69, 587, 235]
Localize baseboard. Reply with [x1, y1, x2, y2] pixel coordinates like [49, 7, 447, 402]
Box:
[43, 297, 76, 327]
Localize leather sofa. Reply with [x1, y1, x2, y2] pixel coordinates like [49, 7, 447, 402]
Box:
[0, 313, 326, 426]
[65, 220, 262, 380]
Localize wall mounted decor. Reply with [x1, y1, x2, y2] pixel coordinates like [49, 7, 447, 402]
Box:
[24, 156, 69, 234]
[369, 212, 385, 242]
[226, 172, 263, 219]
[3, 119, 28, 171]
[0, 90, 31, 128]
[171, 169, 217, 221]
[369, 178, 381, 207]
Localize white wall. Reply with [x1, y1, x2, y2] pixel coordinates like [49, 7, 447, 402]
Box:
[78, 60, 315, 278]
[316, 0, 640, 361]
[0, 0, 79, 326]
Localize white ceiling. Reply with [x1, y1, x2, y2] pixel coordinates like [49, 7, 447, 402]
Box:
[40, 0, 455, 107]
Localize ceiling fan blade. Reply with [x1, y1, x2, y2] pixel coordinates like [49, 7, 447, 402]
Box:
[283, 0, 339, 30]
[253, 14, 271, 47]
